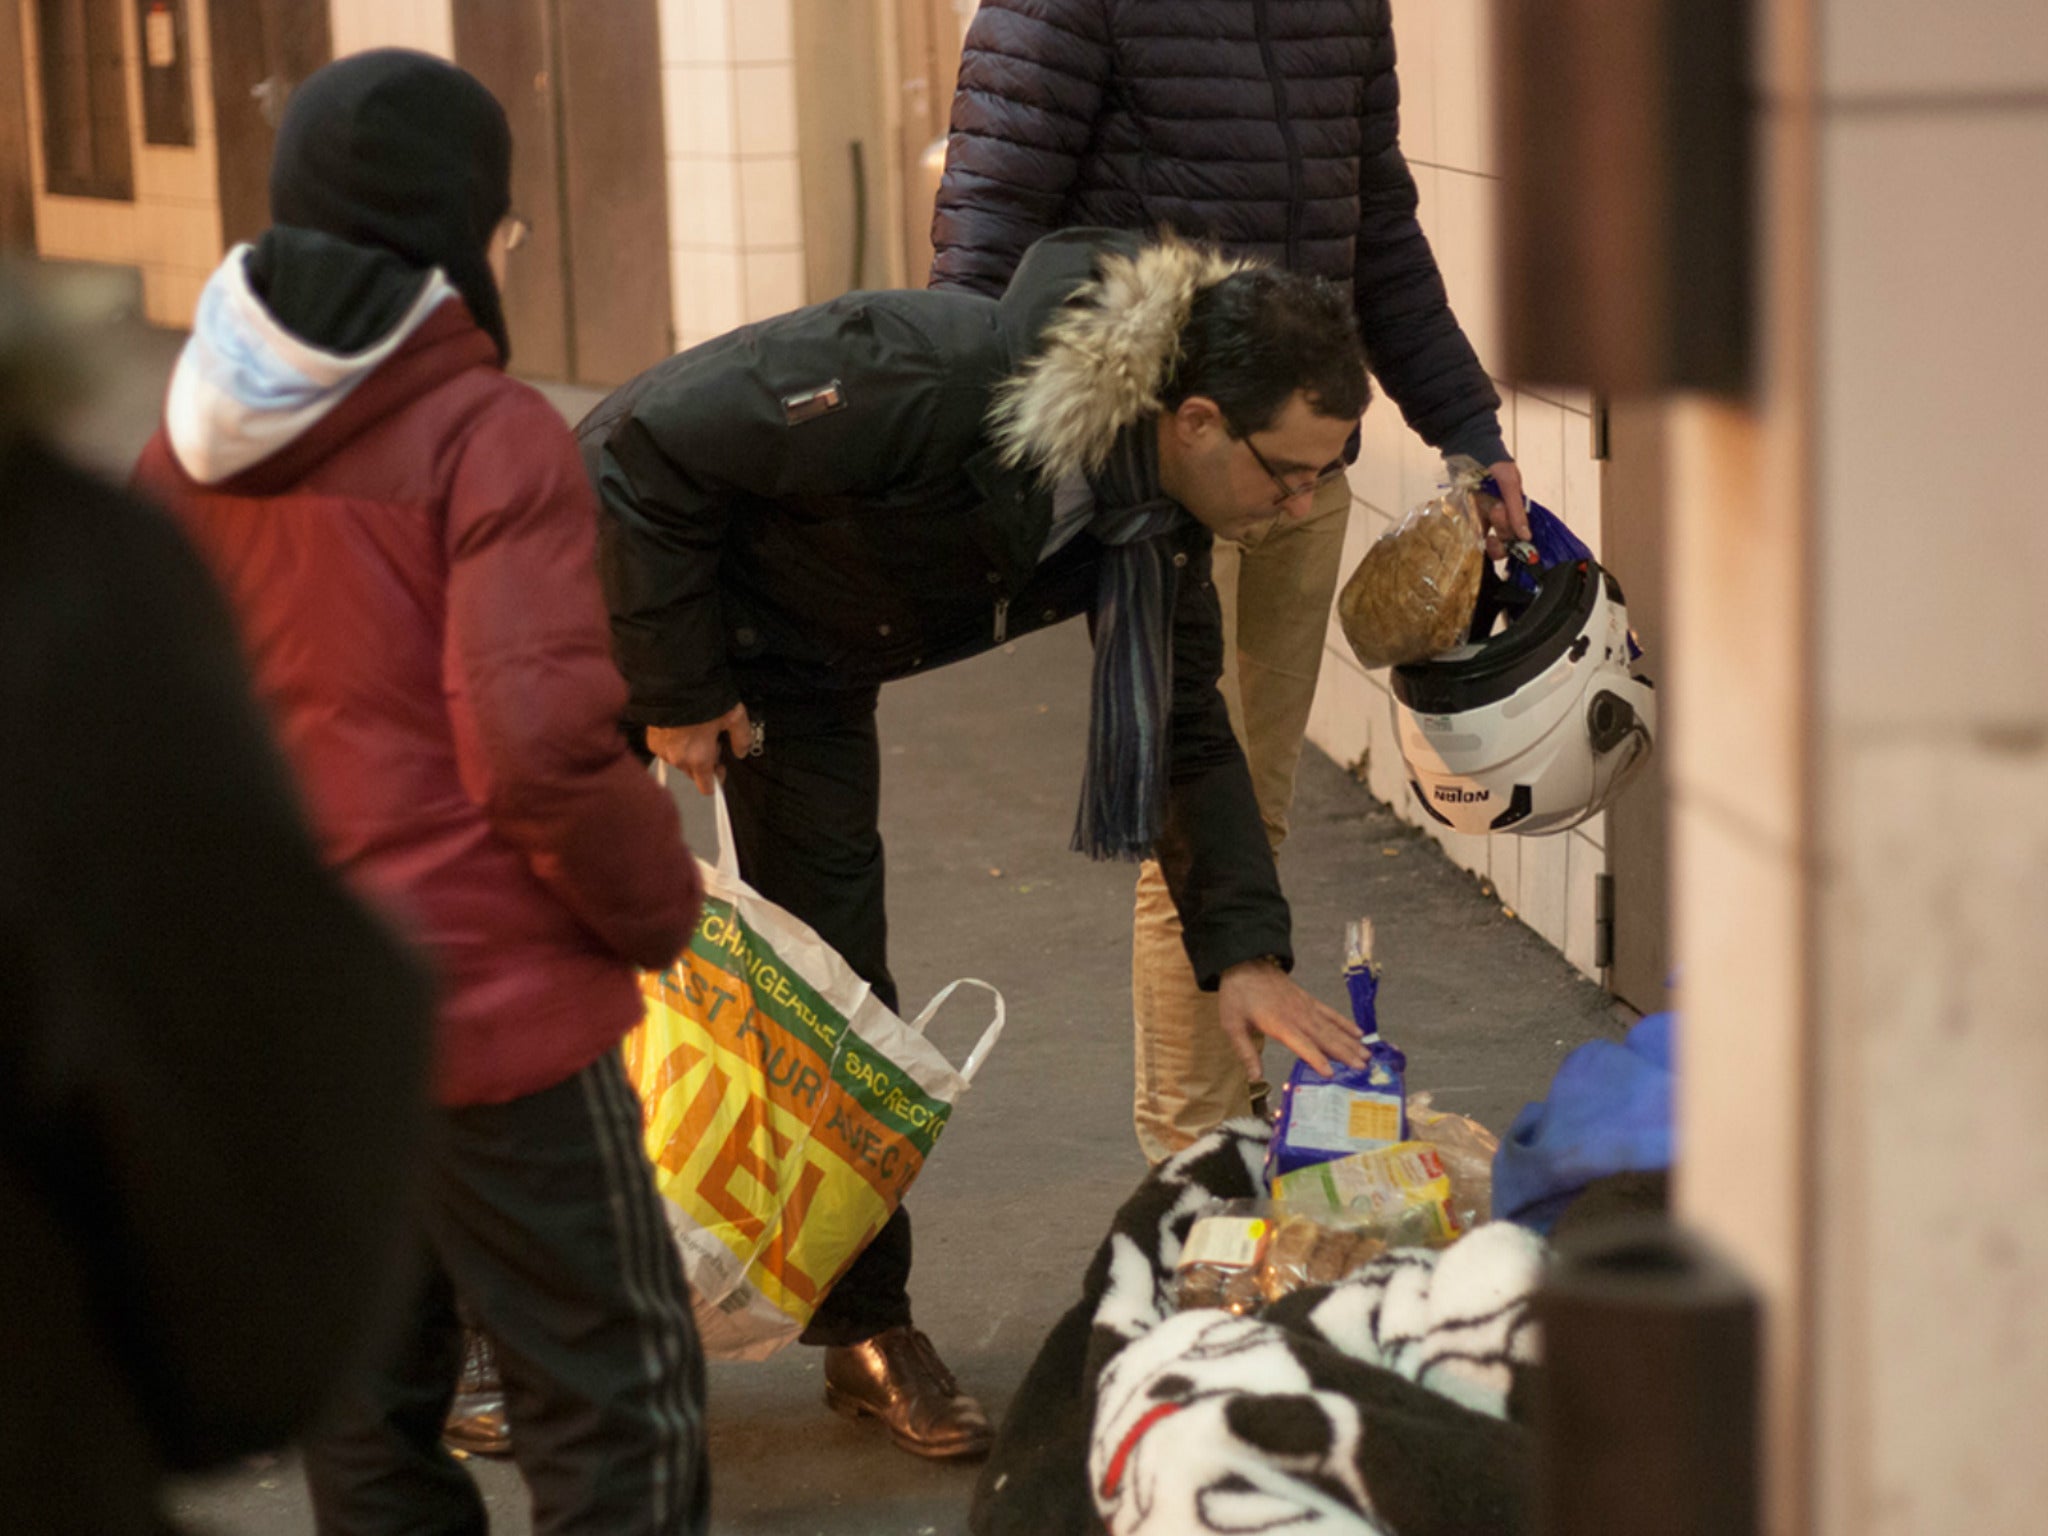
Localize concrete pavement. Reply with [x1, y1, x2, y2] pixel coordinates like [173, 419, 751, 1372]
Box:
[57, 307, 1627, 1535]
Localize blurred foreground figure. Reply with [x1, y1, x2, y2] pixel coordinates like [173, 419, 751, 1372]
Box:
[132, 51, 709, 1536]
[0, 274, 434, 1533]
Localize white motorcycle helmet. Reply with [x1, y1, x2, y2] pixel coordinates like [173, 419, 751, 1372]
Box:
[1390, 551, 1656, 836]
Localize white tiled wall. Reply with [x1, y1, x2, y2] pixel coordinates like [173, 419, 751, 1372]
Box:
[1304, 0, 1611, 982]
[21, 0, 226, 327]
[658, 0, 807, 348]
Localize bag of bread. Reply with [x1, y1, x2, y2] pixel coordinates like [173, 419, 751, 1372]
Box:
[1256, 1215, 1389, 1304]
[1174, 1202, 1272, 1315]
[1406, 1091, 1499, 1230]
[1337, 455, 1489, 668]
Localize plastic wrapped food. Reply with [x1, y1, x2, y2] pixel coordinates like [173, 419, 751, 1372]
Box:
[1174, 1202, 1272, 1315]
[1406, 1091, 1499, 1231]
[1267, 919, 1407, 1183]
[1269, 1141, 1463, 1249]
[1337, 456, 1489, 668]
[1256, 1215, 1389, 1304]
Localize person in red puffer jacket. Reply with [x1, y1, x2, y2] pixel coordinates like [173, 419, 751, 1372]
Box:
[132, 50, 708, 1536]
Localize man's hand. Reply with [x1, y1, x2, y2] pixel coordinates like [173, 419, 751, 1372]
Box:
[1475, 458, 1531, 558]
[646, 703, 754, 795]
[1216, 959, 1368, 1082]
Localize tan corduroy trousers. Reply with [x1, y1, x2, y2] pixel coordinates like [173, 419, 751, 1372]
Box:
[1131, 473, 1352, 1163]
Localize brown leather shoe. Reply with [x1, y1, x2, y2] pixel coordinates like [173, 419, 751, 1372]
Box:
[442, 1328, 512, 1458]
[823, 1326, 993, 1461]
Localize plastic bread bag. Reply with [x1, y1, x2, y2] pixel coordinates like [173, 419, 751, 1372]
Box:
[1256, 1214, 1391, 1305]
[1405, 1091, 1500, 1230]
[1266, 919, 1407, 1184]
[1174, 1200, 1272, 1315]
[1336, 454, 1489, 668]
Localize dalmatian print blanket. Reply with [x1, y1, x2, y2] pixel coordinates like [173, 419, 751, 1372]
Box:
[972, 1123, 1547, 1536]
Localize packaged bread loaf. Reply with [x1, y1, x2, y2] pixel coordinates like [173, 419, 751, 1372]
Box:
[1337, 456, 1489, 668]
[1174, 1203, 1272, 1315]
[1257, 1216, 1388, 1304]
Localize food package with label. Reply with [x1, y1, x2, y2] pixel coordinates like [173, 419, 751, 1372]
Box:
[1174, 1201, 1273, 1315]
[1255, 1215, 1390, 1304]
[1267, 918, 1408, 1183]
[1336, 454, 1490, 668]
[1406, 1091, 1499, 1231]
[1270, 1140, 1465, 1251]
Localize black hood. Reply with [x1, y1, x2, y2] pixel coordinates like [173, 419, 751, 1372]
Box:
[993, 227, 1142, 366]
[267, 49, 511, 362]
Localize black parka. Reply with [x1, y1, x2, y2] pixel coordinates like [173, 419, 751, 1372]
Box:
[578, 231, 1292, 985]
[931, 0, 1506, 466]
[1, 297, 433, 1525]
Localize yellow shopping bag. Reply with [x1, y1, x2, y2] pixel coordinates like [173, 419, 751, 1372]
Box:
[623, 788, 1003, 1360]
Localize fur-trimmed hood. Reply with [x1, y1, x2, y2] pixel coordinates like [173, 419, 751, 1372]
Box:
[988, 231, 1254, 483]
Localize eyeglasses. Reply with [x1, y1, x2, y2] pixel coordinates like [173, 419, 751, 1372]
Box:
[1237, 431, 1349, 508]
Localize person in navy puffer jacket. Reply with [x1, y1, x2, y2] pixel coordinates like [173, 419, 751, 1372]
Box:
[931, 0, 1529, 1166]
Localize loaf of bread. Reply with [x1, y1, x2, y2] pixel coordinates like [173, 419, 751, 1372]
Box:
[1258, 1216, 1388, 1303]
[1337, 466, 1488, 669]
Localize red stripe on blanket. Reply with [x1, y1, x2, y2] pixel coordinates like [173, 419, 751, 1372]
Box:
[1100, 1402, 1185, 1501]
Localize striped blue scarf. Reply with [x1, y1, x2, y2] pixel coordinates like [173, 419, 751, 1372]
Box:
[1073, 424, 1186, 860]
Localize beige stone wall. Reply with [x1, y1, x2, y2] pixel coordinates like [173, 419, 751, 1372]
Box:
[1805, 5, 2048, 1530]
[1671, 3, 2048, 1532]
[1302, 0, 1610, 981]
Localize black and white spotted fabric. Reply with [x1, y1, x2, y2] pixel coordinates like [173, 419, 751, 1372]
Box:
[973, 1123, 1543, 1536]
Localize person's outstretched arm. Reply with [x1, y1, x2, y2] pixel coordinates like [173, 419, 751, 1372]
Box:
[1154, 537, 1366, 1080]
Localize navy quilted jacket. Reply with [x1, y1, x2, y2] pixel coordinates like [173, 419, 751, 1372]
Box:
[930, 0, 1506, 464]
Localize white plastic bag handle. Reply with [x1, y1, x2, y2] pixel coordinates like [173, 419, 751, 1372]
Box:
[710, 779, 742, 884]
[661, 759, 1003, 1082]
[907, 978, 1006, 1085]
[653, 760, 744, 885]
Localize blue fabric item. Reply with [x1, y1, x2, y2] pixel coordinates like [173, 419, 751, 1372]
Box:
[1493, 1012, 1676, 1234]
[1484, 492, 1593, 594]
[189, 259, 356, 419]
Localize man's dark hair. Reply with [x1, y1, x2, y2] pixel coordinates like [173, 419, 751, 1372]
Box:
[1160, 267, 1371, 434]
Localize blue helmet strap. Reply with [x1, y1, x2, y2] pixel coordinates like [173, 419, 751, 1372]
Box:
[1464, 482, 1597, 643]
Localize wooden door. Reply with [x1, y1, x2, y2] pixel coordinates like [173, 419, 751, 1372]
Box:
[554, 0, 670, 384]
[894, 0, 967, 286]
[454, 0, 669, 385]
[1601, 399, 1673, 1014]
[1, 0, 35, 247]
[206, 0, 329, 249]
[453, 0, 570, 380]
